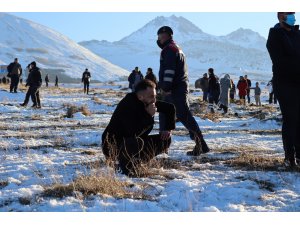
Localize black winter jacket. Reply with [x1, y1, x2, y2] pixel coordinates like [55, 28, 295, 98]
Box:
[82, 71, 91, 83]
[26, 67, 42, 87]
[102, 93, 176, 142]
[158, 39, 188, 93]
[267, 26, 300, 84]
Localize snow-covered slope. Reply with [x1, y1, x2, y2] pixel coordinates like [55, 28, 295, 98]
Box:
[0, 13, 129, 81]
[80, 15, 272, 83]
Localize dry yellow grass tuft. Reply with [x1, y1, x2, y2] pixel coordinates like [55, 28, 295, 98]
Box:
[225, 153, 284, 171]
[41, 172, 153, 200]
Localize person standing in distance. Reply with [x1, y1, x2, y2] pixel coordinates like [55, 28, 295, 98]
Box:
[156, 26, 210, 156]
[82, 68, 91, 94]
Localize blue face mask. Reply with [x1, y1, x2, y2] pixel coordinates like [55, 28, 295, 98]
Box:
[285, 14, 296, 26]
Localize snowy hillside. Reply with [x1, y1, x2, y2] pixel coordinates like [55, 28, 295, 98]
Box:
[80, 15, 273, 83]
[0, 13, 129, 81]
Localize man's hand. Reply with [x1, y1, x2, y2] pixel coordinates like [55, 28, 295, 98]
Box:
[160, 130, 172, 140]
[145, 103, 156, 116]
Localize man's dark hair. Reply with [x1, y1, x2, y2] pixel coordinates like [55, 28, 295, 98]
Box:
[134, 79, 156, 93]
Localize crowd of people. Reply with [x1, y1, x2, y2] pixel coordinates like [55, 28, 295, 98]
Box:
[1, 12, 299, 176]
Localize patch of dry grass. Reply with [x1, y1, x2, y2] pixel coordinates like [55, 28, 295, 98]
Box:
[41, 172, 153, 200]
[225, 153, 285, 171]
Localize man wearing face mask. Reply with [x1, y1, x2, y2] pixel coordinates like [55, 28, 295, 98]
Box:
[267, 12, 300, 168]
[157, 26, 210, 156]
[102, 79, 175, 177]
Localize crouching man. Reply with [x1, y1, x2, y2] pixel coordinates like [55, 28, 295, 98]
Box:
[102, 79, 176, 176]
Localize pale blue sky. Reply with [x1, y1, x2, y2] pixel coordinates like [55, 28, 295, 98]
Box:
[9, 12, 299, 42]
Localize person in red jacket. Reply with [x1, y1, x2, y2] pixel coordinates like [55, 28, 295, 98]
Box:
[237, 76, 248, 106]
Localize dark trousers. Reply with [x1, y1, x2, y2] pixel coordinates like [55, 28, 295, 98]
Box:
[273, 81, 300, 160]
[23, 86, 40, 106]
[10, 75, 19, 92]
[203, 91, 208, 102]
[102, 134, 171, 176]
[160, 93, 201, 141]
[208, 91, 219, 105]
[46, 82, 48, 87]
[246, 89, 251, 103]
[84, 82, 90, 94]
[269, 92, 277, 104]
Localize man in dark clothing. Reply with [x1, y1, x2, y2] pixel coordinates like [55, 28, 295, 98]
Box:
[145, 67, 158, 89]
[267, 12, 300, 168]
[267, 80, 277, 104]
[208, 68, 220, 113]
[55, 75, 58, 87]
[7, 58, 22, 93]
[128, 67, 144, 92]
[102, 79, 175, 176]
[82, 68, 91, 94]
[157, 26, 210, 156]
[20, 61, 42, 108]
[230, 79, 236, 102]
[244, 75, 251, 104]
[200, 73, 209, 102]
[45, 74, 49, 87]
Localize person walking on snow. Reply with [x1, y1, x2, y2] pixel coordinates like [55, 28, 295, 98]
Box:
[156, 25, 210, 156]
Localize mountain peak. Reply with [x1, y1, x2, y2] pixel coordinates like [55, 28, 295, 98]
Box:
[223, 27, 266, 50]
[119, 15, 211, 45]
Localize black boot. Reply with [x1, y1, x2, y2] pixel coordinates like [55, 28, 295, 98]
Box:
[223, 106, 228, 114]
[187, 141, 202, 156]
[187, 133, 210, 156]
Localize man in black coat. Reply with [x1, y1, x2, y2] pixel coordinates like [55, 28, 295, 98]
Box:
[267, 12, 300, 168]
[128, 67, 144, 92]
[82, 68, 91, 94]
[157, 26, 210, 156]
[20, 61, 42, 108]
[7, 58, 22, 93]
[102, 79, 176, 176]
[145, 67, 158, 89]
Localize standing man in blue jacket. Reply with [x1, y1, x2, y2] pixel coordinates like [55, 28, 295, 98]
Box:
[157, 26, 210, 156]
[267, 12, 300, 168]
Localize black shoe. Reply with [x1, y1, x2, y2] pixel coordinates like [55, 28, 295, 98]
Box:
[20, 103, 27, 107]
[31, 104, 37, 108]
[187, 143, 202, 156]
[36, 105, 42, 109]
[14, 91, 17, 93]
[200, 138, 210, 154]
[284, 158, 297, 168]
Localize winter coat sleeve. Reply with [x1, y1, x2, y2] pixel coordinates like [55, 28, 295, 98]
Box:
[7, 63, 13, 73]
[160, 47, 177, 92]
[266, 28, 286, 66]
[156, 100, 176, 131]
[19, 64, 22, 76]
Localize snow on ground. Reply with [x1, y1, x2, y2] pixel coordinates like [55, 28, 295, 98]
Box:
[0, 81, 300, 213]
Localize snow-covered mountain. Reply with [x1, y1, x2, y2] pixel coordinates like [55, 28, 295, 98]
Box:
[221, 28, 267, 50]
[0, 13, 129, 81]
[80, 15, 272, 83]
